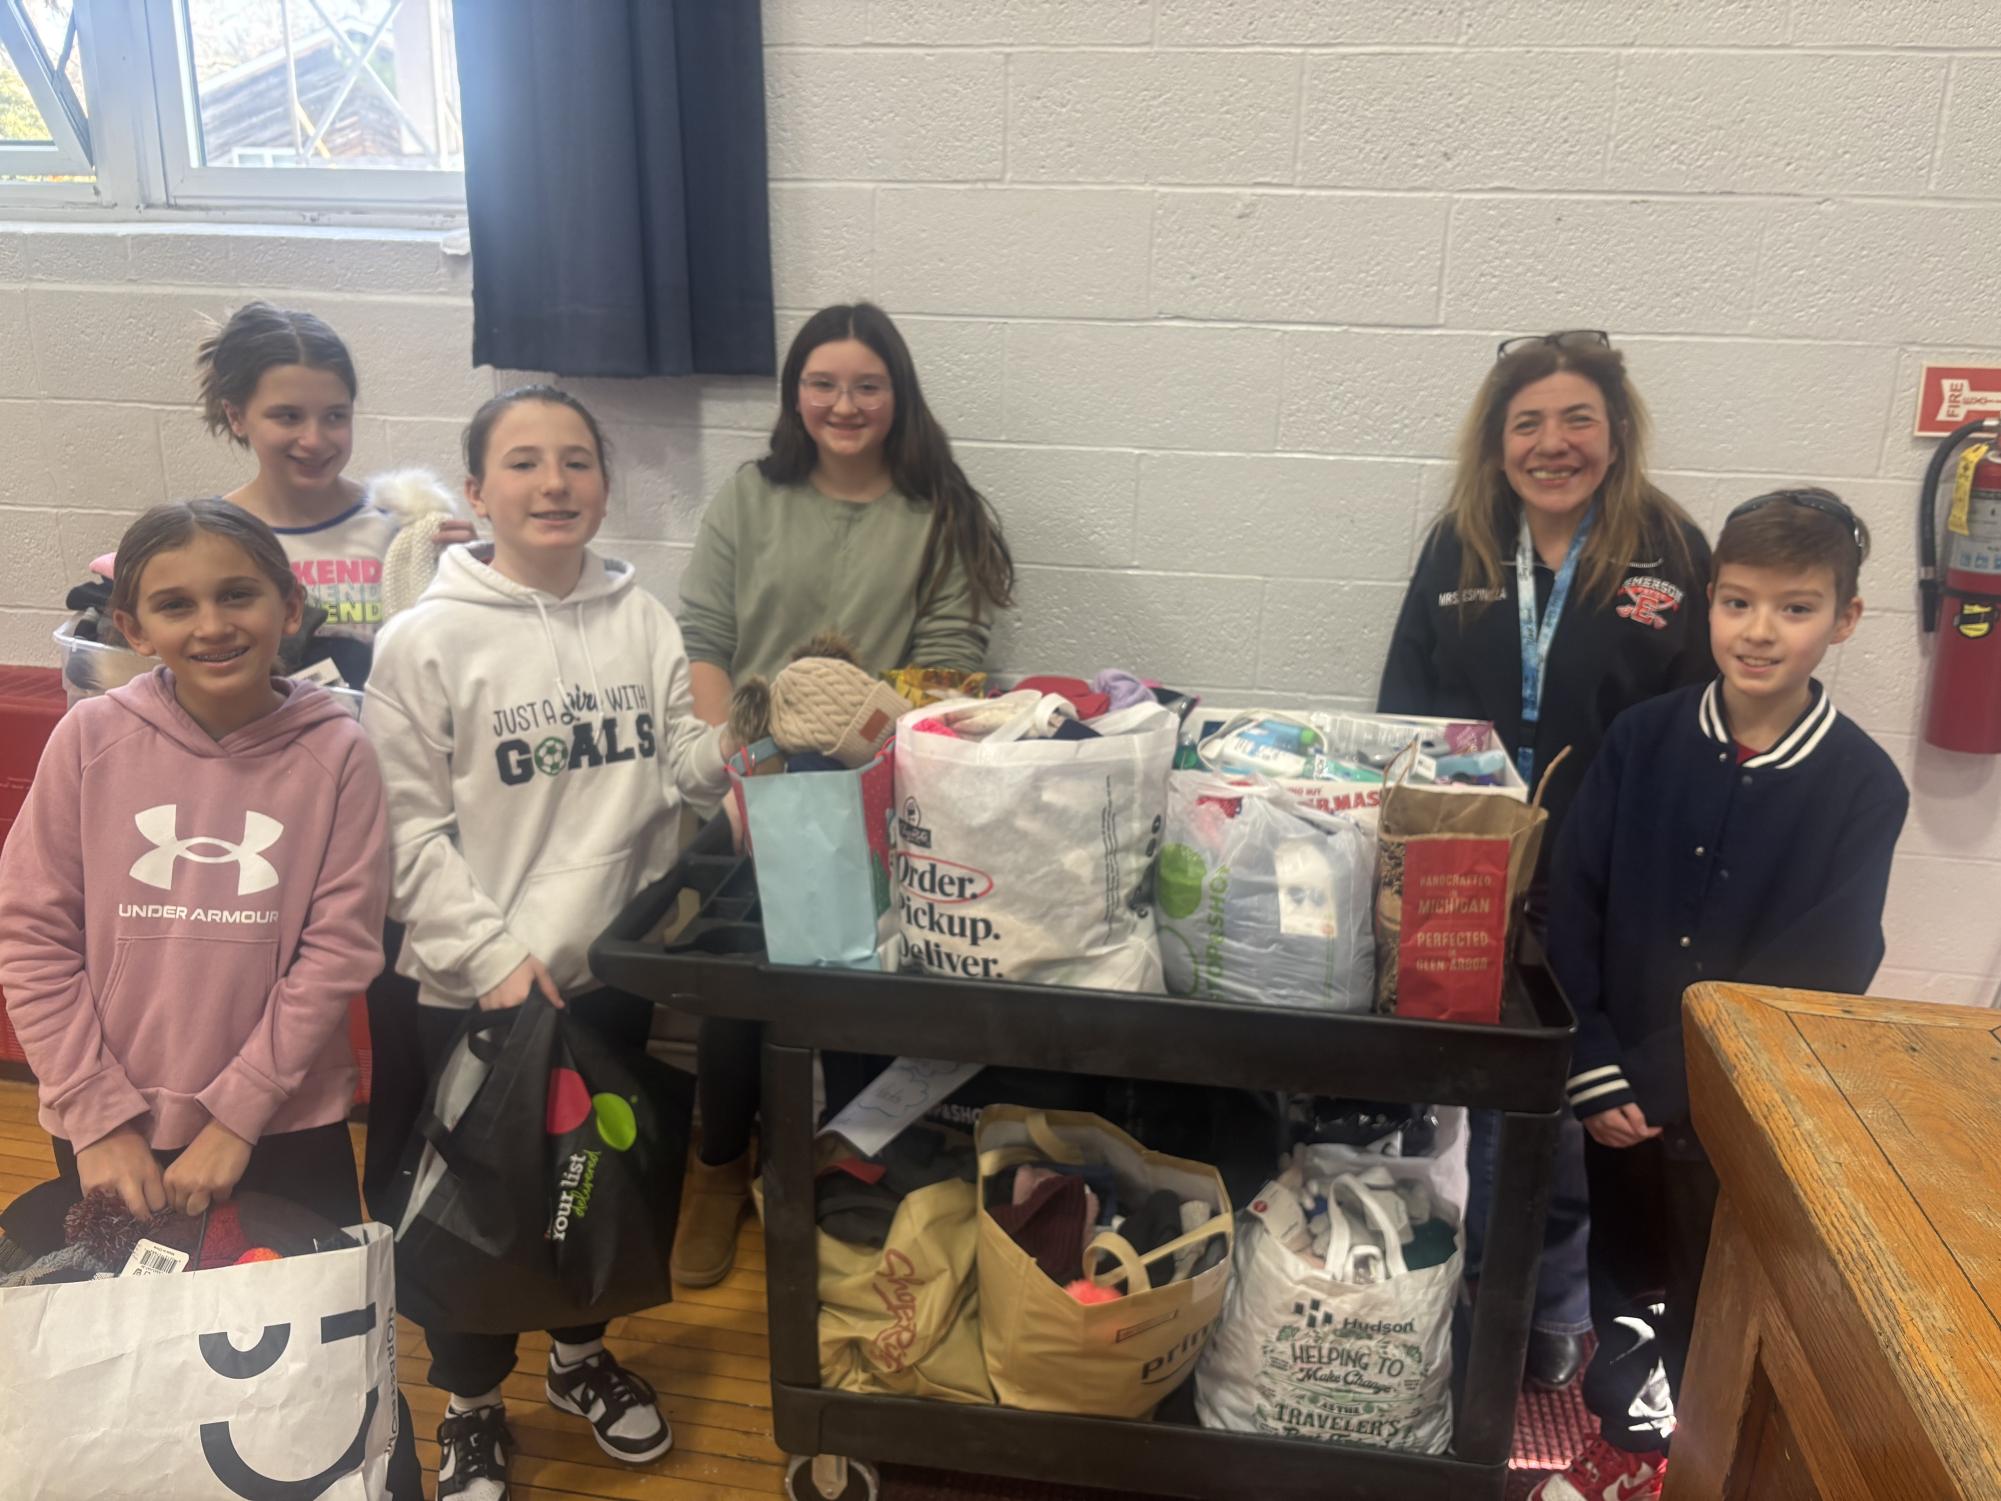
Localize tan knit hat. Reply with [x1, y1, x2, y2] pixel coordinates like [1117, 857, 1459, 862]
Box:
[769, 655, 907, 767]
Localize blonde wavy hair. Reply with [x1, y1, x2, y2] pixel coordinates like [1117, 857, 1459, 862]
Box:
[1445, 341, 1695, 611]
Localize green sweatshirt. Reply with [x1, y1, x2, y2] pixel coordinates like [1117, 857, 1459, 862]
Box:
[677, 463, 991, 681]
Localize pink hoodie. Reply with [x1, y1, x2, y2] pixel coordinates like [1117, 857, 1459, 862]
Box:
[0, 669, 388, 1152]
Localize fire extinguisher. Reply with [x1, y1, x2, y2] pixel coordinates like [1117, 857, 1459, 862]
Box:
[1921, 414, 2001, 752]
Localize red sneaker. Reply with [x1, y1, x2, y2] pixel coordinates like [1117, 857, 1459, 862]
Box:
[1528, 1437, 1668, 1500]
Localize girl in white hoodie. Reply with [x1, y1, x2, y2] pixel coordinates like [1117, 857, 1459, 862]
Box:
[364, 387, 733, 1501]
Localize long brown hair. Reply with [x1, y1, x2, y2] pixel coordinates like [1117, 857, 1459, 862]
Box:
[762, 303, 1014, 618]
[1445, 341, 1694, 609]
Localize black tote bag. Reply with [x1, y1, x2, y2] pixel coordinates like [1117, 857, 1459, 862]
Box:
[391, 992, 694, 1334]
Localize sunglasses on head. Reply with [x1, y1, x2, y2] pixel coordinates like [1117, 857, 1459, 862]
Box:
[1496, 329, 1610, 362]
[1726, 488, 1866, 554]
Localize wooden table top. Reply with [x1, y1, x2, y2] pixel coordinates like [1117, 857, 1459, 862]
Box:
[1685, 982, 2001, 1495]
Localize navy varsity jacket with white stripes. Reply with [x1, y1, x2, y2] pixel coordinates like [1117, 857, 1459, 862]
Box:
[1546, 679, 1907, 1127]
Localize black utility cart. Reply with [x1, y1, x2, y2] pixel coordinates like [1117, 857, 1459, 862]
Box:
[594, 817, 1575, 1501]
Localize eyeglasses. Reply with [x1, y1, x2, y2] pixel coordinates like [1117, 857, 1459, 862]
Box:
[799, 374, 892, 412]
[1726, 488, 1866, 554]
[1497, 329, 1610, 362]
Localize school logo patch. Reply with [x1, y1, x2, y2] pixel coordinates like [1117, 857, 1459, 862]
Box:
[1617, 575, 1685, 630]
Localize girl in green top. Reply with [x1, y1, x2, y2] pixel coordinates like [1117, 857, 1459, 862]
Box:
[672, 303, 1014, 1285]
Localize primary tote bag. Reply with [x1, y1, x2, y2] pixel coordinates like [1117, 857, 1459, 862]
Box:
[975, 1106, 1233, 1418]
[0, 1223, 397, 1500]
[392, 992, 694, 1334]
[894, 700, 1177, 991]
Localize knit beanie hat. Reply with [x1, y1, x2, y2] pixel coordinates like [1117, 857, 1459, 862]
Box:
[769, 656, 907, 768]
[372, 468, 465, 621]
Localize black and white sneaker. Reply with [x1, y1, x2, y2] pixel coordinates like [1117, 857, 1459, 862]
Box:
[436, 1403, 510, 1501]
[545, 1349, 673, 1463]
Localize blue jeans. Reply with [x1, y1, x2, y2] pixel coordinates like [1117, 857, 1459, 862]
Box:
[1464, 1106, 1593, 1335]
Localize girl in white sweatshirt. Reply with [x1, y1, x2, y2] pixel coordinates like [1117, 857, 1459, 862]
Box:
[364, 387, 733, 1501]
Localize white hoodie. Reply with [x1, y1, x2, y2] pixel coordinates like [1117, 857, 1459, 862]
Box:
[363, 544, 728, 1008]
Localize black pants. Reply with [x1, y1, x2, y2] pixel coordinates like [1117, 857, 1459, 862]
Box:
[54, 1121, 424, 1501]
[360, 919, 426, 1218]
[697, 1016, 760, 1166]
[415, 988, 652, 1399]
[1581, 1127, 1720, 1453]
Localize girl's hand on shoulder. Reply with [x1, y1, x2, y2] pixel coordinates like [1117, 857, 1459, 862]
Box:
[76, 1125, 168, 1219]
[163, 1120, 254, 1217]
[434, 518, 479, 548]
[479, 954, 565, 1011]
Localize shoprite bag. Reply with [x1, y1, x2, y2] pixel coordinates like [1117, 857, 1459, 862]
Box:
[1194, 1148, 1463, 1454]
[0, 1222, 398, 1499]
[1372, 746, 1567, 1023]
[818, 1155, 995, 1405]
[894, 699, 1177, 990]
[728, 736, 897, 969]
[975, 1106, 1233, 1418]
[392, 990, 694, 1333]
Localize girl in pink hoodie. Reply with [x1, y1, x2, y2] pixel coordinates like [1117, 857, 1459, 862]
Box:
[0, 499, 390, 1229]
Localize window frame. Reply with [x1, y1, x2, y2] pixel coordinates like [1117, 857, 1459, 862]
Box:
[1, 0, 465, 223]
[0, 0, 94, 177]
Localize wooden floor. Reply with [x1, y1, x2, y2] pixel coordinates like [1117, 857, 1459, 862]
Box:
[0, 1079, 788, 1500]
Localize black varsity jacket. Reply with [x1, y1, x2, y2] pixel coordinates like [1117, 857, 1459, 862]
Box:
[1377, 517, 1714, 876]
[1547, 680, 1908, 1127]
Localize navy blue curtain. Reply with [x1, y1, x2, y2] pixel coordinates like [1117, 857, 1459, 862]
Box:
[453, 0, 774, 377]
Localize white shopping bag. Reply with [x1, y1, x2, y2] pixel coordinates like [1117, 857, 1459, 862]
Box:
[1195, 1140, 1462, 1454]
[0, 1221, 397, 1500]
[894, 699, 1177, 991]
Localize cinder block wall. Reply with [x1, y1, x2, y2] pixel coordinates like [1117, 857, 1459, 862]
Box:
[3, 0, 1998, 1001]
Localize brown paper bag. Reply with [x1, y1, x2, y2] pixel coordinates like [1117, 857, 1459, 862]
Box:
[975, 1107, 1233, 1418]
[1373, 747, 1567, 1023]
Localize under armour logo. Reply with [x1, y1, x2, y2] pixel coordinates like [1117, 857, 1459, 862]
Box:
[130, 804, 283, 895]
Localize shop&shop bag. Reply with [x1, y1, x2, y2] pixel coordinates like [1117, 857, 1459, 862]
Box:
[0, 1222, 398, 1499]
[392, 991, 693, 1333]
[1373, 747, 1566, 1022]
[728, 737, 897, 969]
[894, 700, 1177, 990]
[1195, 1145, 1463, 1454]
[975, 1106, 1233, 1418]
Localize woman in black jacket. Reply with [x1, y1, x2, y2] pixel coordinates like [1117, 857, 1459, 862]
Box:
[1378, 331, 1712, 1392]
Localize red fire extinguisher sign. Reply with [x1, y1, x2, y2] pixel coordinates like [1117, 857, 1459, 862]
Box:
[1916, 364, 2001, 437]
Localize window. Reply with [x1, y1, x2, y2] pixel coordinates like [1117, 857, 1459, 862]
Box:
[0, 0, 463, 217]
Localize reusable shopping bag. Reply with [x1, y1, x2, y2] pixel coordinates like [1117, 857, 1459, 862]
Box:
[1372, 748, 1565, 1022]
[0, 1221, 398, 1499]
[975, 1106, 1233, 1418]
[392, 991, 694, 1333]
[1195, 1139, 1464, 1453]
[1159, 772, 1376, 1012]
[818, 1164, 995, 1405]
[894, 699, 1177, 990]
[728, 737, 898, 969]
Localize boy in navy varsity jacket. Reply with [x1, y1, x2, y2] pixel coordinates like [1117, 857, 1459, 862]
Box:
[1533, 489, 1907, 1501]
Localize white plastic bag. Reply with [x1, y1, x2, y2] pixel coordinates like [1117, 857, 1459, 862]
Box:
[1195, 1133, 1463, 1453]
[893, 699, 1176, 990]
[1158, 772, 1376, 1011]
[0, 1222, 398, 1499]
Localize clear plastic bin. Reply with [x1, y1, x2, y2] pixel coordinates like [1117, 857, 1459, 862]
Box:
[52, 617, 363, 717]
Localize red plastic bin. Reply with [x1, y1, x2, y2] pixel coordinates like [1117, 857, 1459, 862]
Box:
[0, 668, 65, 1070]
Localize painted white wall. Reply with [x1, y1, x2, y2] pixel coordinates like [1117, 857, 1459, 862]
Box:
[2, 0, 1998, 1003]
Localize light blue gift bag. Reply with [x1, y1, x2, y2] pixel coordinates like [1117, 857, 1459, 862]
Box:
[727, 738, 897, 970]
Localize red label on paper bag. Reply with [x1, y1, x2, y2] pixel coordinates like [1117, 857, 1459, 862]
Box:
[1916, 364, 2001, 437]
[1395, 836, 1509, 1024]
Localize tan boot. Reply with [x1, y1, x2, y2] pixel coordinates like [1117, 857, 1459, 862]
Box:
[672, 1150, 750, 1287]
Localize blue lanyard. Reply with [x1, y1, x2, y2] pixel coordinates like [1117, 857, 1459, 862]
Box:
[1516, 508, 1594, 783]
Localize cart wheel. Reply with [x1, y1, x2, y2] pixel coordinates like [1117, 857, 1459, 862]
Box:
[785, 1453, 881, 1501]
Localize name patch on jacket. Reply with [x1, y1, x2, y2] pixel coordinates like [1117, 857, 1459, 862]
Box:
[492, 683, 658, 786]
[1616, 575, 1685, 630]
